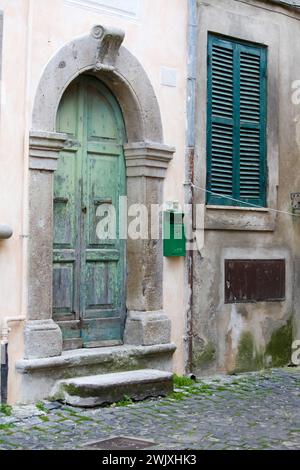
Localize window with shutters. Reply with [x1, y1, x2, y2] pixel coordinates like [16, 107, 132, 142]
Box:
[206, 34, 267, 207]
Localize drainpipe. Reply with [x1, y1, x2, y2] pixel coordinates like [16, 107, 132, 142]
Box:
[0, 229, 15, 402]
[184, 0, 197, 375]
[0, 317, 25, 403]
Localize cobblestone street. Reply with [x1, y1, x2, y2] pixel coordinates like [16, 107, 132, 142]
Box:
[0, 368, 300, 450]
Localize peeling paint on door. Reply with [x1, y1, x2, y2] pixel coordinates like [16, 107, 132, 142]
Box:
[53, 75, 126, 350]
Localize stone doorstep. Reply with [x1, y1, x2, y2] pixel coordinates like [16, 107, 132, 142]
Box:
[51, 369, 174, 407]
[16, 343, 176, 374]
[15, 343, 176, 403]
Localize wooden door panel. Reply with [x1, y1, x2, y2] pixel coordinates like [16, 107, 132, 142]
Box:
[87, 154, 119, 246]
[87, 86, 118, 140]
[54, 82, 81, 344]
[56, 82, 79, 138]
[53, 245, 77, 319]
[81, 318, 123, 348]
[56, 320, 82, 351]
[87, 142, 121, 155]
[53, 128, 79, 326]
[53, 150, 77, 247]
[54, 75, 126, 349]
[85, 260, 118, 311]
[81, 308, 120, 320]
[85, 249, 120, 262]
[53, 264, 75, 318]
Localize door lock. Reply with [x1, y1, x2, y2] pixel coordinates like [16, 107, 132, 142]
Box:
[82, 206, 87, 214]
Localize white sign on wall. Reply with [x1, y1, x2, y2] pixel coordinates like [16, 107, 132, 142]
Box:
[64, 0, 140, 19]
[160, 67, 178, 88]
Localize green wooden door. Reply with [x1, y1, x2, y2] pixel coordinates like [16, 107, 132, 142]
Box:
[53, 75, 126, 350]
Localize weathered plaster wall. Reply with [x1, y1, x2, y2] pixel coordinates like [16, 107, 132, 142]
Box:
[192, 0, 300, 375]
[0, 10, 3, 110]
[0, 0, 187, 402]
[0, 0, 29, 403]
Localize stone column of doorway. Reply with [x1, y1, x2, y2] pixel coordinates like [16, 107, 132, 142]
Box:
[25, 131, 67, 359]
[124, 142, 175, 346]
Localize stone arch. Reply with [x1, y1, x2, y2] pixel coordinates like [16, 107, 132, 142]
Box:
[32, 26, 163, 143]
[25, 26, 175, 361]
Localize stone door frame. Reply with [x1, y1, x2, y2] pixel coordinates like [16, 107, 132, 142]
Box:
[25, 25, 175, 359]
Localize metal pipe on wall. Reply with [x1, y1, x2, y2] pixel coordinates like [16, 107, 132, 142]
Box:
[184, 0, 197, 375]
[0, 222, 14, 402]
[0, 225, 13, 240]
[0, 343, 8, 403]
[0, 317, 25, 403]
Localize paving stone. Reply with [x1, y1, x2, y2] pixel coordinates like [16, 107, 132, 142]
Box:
[12, 405, 46, 419]
[0, 368, 300, 449]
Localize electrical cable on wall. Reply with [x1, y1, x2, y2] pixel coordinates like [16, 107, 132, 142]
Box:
[188, 182, 300, 217]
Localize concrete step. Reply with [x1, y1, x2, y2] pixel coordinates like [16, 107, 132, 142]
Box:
[51, 369, 174, 407]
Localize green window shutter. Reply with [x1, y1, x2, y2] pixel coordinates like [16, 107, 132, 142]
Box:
[207, 35, 267, 207]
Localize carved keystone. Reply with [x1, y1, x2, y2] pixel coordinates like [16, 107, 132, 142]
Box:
[91, 25, 125, 72]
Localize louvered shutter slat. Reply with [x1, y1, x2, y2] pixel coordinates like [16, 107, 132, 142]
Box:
[239, 48, 266, 201]
[240, 51, 261, 123]
[211, 44, 233, 121]
[207, 35, 267, 207]
[210, 122, 233, 197]
[208, 41, 234, 201]
[240, 129, 261, 199]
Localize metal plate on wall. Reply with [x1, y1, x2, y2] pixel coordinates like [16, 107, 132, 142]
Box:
[225, 259, 285, 303]
[291, 192, 300, 209]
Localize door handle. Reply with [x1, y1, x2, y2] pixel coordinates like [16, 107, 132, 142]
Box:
[82, 206, 87, 214]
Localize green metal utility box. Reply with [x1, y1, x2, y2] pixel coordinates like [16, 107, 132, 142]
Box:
[163, 209, 186, 257]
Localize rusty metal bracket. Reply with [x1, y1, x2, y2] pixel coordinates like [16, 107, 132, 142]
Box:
[291, 193, 300, 210]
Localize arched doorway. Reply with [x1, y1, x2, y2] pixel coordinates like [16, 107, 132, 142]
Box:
[53, 75, 126, 350]
[24, 26, 175, 364]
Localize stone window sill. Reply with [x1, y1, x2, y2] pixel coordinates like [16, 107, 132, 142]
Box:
[207, 205, 269, 212]
[205, 205, 276, 232]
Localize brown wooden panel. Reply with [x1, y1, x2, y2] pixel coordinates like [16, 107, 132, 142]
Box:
[225, 259, 285, 303]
